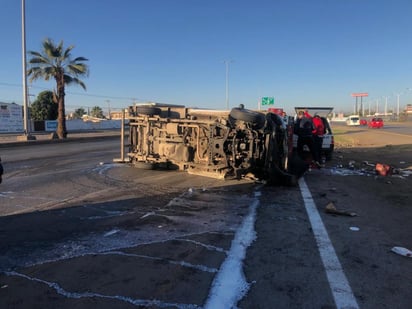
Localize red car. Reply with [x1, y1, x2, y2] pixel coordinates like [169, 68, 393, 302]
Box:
[368, 117, 384, 128]
[360, 119, 367, 126]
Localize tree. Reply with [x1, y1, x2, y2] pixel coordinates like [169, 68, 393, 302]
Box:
[90, 106, 104, 118]
[30, 90, 58, 121]
[27, 38, 89, 138]
[73, 107, 86, 119]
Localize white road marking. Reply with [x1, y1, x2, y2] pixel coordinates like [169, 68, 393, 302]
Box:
[299, 178, 359, 309]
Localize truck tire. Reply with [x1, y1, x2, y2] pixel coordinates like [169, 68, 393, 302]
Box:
[136, 106, 161, 116]
[230, 108, 265, 129]
[325, 151, 333, 161]
[133, 161, 156, 170]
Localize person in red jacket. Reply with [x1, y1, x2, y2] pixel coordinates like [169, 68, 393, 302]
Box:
[312, 114, 325, 167]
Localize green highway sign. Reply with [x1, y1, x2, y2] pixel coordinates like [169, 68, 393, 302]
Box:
[261, 97, 274, 105]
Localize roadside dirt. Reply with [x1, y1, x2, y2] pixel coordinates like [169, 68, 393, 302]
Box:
[241, 124, 412, 308]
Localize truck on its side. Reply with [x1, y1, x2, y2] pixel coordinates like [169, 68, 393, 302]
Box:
[119, 103, 299, 185]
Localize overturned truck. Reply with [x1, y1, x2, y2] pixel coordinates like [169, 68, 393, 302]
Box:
[121, 103, 299, 185]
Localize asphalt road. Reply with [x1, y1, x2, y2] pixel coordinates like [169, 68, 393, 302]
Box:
[0, 135, 411, 308]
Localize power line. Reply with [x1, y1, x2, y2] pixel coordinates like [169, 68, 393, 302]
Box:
[0, 81, 141, 102]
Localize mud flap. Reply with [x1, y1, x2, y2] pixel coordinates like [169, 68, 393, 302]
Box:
[287, 152, 310, 179]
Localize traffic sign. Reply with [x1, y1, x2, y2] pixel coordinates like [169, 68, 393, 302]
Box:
[261, 97, 274, 105]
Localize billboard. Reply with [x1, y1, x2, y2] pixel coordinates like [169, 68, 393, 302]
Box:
[0, 102, 23, 133]
[351, 93, 368, 97]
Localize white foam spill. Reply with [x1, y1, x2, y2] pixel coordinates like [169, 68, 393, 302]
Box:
[104, 229, 120, 237]
[4, 271, 200, 309]
[102, 251, 218, 273]
[175, 239, 228, 254]
[204, 191, 259, 309]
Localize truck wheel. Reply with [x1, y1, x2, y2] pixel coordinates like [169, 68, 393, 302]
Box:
[325, 151, 333, 161]
[134, 162, 156, 170]
[136, 106, 161, 116]
[230, 108, 265, 129]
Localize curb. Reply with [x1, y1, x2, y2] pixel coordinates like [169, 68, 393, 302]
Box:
[0, 134, 121, 148]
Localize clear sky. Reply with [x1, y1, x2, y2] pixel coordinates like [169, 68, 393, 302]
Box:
[1, 0, 412, 114]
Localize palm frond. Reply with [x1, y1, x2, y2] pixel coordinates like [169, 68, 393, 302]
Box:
[72, 56, 88, 62]
[67, 63, 89, 75]
[63, 75, 87, 90]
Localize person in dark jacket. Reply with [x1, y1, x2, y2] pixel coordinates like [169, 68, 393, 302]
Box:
[294, 111, 315, 161]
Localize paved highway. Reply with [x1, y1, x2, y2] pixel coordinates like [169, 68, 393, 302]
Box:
[0, 137, 411, 308]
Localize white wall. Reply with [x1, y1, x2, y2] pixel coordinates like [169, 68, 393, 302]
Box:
[0, 103, 24, 133]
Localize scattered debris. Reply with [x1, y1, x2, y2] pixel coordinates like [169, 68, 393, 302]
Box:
[325, 202, 357, 217]
[375, 163, 393, 176]
[349, 227, 360, 231]
[391, 246, 412, 258]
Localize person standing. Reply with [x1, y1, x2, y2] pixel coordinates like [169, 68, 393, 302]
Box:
[294, 111, 315, 162]
[311, 114, 325, 167]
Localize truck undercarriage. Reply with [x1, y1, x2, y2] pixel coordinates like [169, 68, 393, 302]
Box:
[121, 103, 298, 185]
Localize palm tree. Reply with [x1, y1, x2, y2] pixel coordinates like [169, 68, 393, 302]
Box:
[27, 38, 89, 138]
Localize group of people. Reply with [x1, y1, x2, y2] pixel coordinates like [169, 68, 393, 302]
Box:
[294, 110, 330, 168]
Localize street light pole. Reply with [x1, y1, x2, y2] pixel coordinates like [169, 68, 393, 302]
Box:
[22, 0, 28, 134]
[20, 0, 35, 140]
[396, 93, 400, 120]
[224, 60, 232, 110]
[106, 99, 111, 119]
[376, 99, 379, 115]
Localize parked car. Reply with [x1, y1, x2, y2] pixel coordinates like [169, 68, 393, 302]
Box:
[293, 107, 334, 161]
[368, 117, 384, 129]
[346, 115, 360, 126]
[360, 119, 367, 126]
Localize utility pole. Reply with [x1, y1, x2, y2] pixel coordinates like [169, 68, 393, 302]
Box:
[376, 99, 379, 115]
[224, 60, 232, 110]
[19, 0, 35, 140]
[106, 99, 111, 119]
[396, 93, 400, 120]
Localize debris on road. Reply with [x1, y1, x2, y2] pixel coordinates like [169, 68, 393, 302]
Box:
[391, 246, 412, 258]
[329, 160, 412, 179]
[325, 202, 357, 217]
[375, 163, 393, 176]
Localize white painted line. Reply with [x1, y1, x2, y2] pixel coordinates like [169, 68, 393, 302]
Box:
[299, 178, 359, 309]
